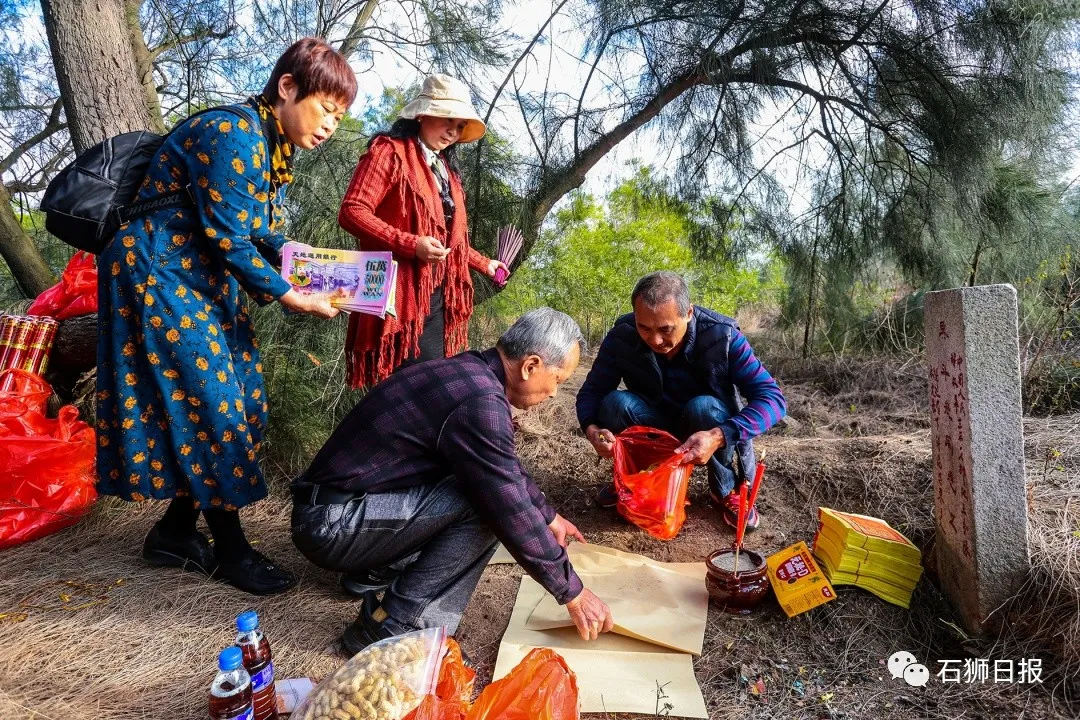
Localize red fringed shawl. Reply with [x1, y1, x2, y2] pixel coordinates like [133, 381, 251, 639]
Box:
[339, 136, 490, 388]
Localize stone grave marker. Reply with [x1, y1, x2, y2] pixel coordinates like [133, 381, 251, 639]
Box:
[924, 284, 1030, 634]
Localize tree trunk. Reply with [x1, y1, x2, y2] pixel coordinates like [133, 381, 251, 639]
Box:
[45, 312, 98, 407]
[40, 0, 158, 154]
[123, 0, 167, 133]
[337, 0, 379, 60]
[967, 239, 984, 287]
[802, 234, 819, 358]
[0, 183, 56, 298]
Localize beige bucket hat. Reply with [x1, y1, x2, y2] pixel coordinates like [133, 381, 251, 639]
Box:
[399, 74, 487, 143]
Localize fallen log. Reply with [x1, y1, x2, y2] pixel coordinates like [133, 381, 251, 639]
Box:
[45, 312, 97, 405]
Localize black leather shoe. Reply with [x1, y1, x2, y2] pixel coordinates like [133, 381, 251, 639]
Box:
[216, 549, 298, 596]
[340, 567, 401, 597]
[341, 591, 414, 656]
[142, 524, 218, 576]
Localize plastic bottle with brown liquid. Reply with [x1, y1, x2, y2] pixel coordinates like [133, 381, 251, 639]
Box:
[209, 647, 253, 720]
[235, 611, 278, 720]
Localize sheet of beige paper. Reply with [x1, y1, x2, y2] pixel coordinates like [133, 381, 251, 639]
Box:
[489, 541, 708, 578]
[488, 543, 516, 564]
[495, 575, 709, 718]
[524, 559, 708, 655]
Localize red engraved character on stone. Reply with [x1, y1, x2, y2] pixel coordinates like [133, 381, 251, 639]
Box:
[949, 510, 959, 533]
[963, 540, 972, 559]
[939, 321, 949, 339]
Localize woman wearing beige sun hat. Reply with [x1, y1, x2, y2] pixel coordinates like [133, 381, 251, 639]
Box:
[338, 73, 507, 392]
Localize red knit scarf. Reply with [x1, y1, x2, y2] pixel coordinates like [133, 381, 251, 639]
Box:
[344, 137, 474, 388]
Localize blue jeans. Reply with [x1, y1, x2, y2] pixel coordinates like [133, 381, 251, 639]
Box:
[598, 390, 740, 496]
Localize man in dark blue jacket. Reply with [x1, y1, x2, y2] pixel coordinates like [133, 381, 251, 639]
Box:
[576, 272, 786, 529]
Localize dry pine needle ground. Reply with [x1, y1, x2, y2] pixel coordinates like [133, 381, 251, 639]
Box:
[0, 355, 1077, 719]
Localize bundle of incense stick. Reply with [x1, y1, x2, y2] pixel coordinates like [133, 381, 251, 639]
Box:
[493, 225, 524, 287]
[733, 455, 767, 576]
[0, 315, 58, 390]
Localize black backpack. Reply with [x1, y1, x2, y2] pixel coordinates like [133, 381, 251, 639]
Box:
[41, 106, 247, 254]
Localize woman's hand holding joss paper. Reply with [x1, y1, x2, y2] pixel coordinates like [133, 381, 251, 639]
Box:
[280, 288, 346, 319]
[566, 588, 614, 641]
[416, 235, 450, 263]
[548, 513, 585, 548]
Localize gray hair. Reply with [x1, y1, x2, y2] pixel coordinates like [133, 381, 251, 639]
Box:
[497, 308, 585, 368]
[631, 271, 691, 314]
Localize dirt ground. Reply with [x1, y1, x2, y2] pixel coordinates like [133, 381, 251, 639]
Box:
[0, 353, 1076, 719]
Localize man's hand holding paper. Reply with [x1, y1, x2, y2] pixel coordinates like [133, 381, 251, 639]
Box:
[565, 588, 614, 641]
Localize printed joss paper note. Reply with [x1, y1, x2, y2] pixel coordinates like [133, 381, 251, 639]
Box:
[280, 241, 398, 318]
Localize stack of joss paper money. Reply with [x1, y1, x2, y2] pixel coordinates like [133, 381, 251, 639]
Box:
[812, 507, 923, 608]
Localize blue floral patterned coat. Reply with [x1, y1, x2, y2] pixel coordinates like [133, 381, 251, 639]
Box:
[96, 106, 293, 510]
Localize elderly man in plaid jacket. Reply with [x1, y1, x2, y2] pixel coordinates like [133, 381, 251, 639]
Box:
[291, 308, 614, 654]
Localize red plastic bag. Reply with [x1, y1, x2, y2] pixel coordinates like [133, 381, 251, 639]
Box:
[0, 369, 97, 549]
[27, 251, 98, 320]
[466, 648, 578, 720]
[612, 426, 692, 540]
[405, 638, 476, 720]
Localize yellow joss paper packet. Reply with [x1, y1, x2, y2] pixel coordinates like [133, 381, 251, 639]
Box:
[767, 541, 837, 617]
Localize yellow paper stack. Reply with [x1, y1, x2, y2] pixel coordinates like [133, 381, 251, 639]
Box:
[812, 507, 923, 608]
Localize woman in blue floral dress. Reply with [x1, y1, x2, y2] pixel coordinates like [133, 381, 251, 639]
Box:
[96, 38, 356, 595]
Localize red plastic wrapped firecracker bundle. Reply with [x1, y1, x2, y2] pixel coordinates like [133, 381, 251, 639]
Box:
[612, 426, 693, 540]
[0, 369, 97, 549]
[0, 314, 59, 391]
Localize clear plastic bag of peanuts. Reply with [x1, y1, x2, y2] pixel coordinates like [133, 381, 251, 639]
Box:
[293, 627, 447, 720]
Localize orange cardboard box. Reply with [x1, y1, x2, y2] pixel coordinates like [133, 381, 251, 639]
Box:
[767, 541, 837, 617]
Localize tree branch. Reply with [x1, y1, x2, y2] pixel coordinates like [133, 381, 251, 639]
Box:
[528, 65, 706, 232]
[338, 0, 379, 61]
[0, 99, 66, 176]
[149, 25, 232, 61]
[469, 0, 570, 238]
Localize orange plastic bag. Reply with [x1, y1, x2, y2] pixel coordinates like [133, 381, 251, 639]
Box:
[406, 647, 578, 720]
[0, 369, 97, 548]
[466, 648, 578, 720]
[405, 638, 475, 720]
[27, 251, 98, 320]
[612, 426, 692, 540]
